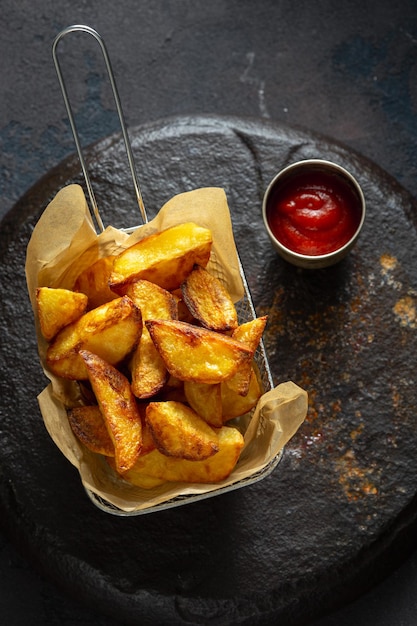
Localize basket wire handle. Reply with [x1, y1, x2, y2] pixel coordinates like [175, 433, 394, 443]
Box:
[52, 24, 148, 231]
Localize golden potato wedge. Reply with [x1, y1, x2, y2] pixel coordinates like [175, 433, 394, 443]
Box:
[226, 316, 268, 396]
[73, 255, 118, 309]
[46, 296, 142, 380]
[80, 350, 142, 473]
[67, 405, 114, 456]
[106, 457, 165, 488]
[127, 280, 178, 399]
[109, 222, 213, 294]
[146, 319, 253, 384]
[146, 401, 219, 461]
[232, 316, 268, 347]
[221, 367, 262, 420]
[232, 315, 268, 352]
[122, 425, 244, 484]
[126, 279, 178, 320]
[130, 333, 168, 399]
[36, 287, 88, 341]
[181, 264, 238, 332]
[183, 380, 223, 428]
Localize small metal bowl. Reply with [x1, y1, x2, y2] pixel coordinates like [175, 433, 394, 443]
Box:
[262, 159, 366, 269]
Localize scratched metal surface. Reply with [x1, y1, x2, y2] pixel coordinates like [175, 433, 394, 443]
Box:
[1, 116, 417, 625]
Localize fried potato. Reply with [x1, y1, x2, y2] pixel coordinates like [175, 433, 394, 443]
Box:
[226, 316, 268, 396]
[221, 367, 262, 420]
[126, 280, 178, 399]
[46, 296, 142, 380]
[232, 316, 268, 347]
[181, 264, 238, 332]
[126, 280, 178, 320]
[73, 255, 118, 309]
[122, 425, 244, 485]
[37, 217, 269, 490]
[146, 319, 253, 384]
[36, 287, 88, 341]
[80, 350, 142, 473]
[146, 401, 219, 461]
[109, 222, 213, 294]
[130, 333, 168, 399]
[107, 457, 165, 489]
[67, 405, 114, 456]
[184, 380, 223, 428]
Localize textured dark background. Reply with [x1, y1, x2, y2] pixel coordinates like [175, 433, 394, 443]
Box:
[1, 1, 417, 624]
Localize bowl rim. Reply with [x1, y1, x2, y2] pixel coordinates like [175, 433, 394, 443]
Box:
[262, 158, 366, 263]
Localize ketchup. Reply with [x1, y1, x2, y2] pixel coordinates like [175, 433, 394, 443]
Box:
[266, 169, 362, 256]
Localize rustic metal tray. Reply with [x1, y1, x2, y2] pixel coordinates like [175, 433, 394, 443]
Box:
[2, 114, 417, 623]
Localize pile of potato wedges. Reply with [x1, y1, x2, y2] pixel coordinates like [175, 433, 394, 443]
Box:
[36, 222, 267, 488]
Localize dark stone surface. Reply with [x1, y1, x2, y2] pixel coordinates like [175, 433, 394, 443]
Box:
[2, 115, 417, 625]
[2, 1, 417, 625]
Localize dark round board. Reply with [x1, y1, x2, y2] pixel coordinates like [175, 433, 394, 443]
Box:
[1, 115, 417, 625]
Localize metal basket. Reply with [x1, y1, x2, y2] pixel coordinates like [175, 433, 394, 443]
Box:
[52, 25, 279, 516]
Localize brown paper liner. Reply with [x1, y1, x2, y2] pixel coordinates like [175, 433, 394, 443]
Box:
[26, 184, 307, 513]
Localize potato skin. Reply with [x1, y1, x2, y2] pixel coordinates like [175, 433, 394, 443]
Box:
[67, 405, 114, 456]
[181, 264, 238, 332]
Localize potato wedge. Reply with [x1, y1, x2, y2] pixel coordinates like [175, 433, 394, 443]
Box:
[107, 457, 165, 489]
[146, 319, 253, 384]
[36, 287, 88, 341]
[127, 280, 178, 399]
[73, 255, 118, 309]
[109, 222, 213, 294]
[130, 333, 168, 399]
[181, 264, 238, 332]
[232, 316, 268, 347]
[67, 405, 114, 456]
[46, 296, 142, 380]
[126, 280, 178, 320]
[226, 316, 268, 396]
[184, 380, 223, 428]
[221, 367, 262, 420]
[122, 425, 244, 484]
[146, 401, 219, 461]
[80, 350, 142, 473]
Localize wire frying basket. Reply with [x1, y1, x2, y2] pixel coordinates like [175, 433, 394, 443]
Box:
[52, 25, 278, 515]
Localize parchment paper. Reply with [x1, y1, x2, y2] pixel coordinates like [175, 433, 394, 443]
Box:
[26, 184, 307, 513]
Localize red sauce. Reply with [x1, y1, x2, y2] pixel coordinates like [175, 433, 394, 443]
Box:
[266, 169, 362, 256]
